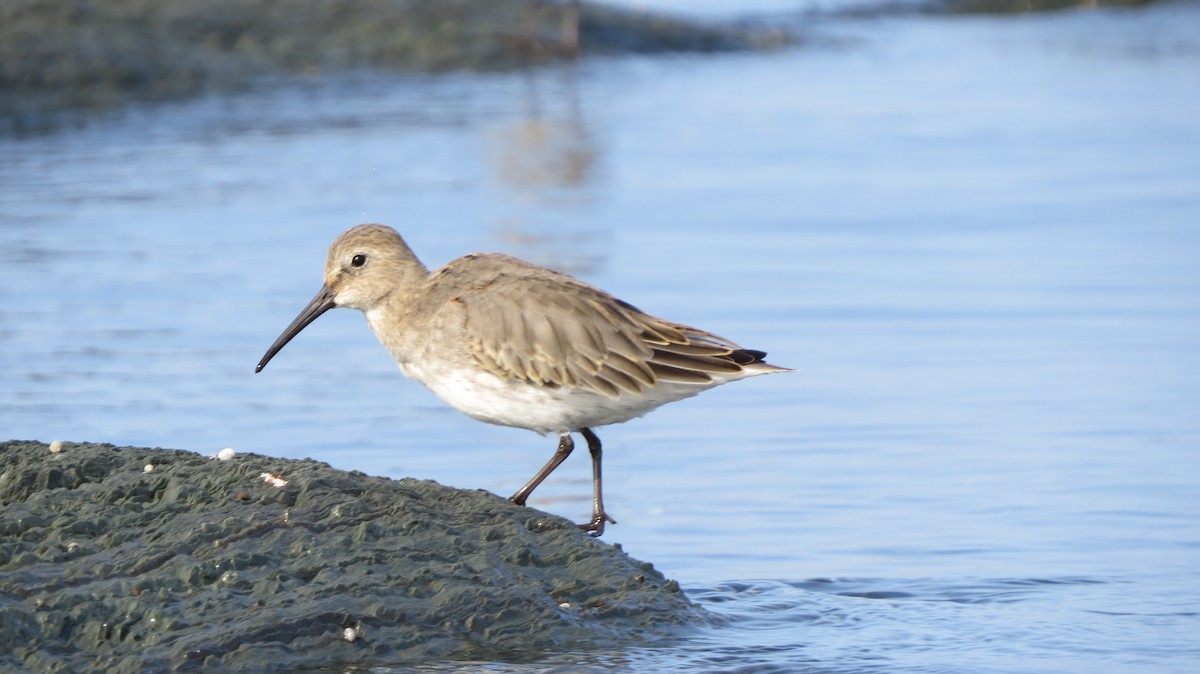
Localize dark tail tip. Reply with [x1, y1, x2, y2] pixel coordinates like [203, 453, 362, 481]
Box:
[730, 349, 768, 365]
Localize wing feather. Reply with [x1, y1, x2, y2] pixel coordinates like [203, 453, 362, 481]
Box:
[443, 254, 771, 398]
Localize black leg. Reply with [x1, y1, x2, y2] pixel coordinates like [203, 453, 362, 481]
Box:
[510, 433, 574, 506]
[578, 427, 617, 537]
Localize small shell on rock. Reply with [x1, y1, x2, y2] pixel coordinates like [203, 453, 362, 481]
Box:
[49, 440, 63, 453]
[212, 447, 237, 461]
[260, 472, 288, 488]
[143, 464, 155, 473]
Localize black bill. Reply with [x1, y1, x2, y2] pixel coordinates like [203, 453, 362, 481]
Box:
[255, 284, 337, 373]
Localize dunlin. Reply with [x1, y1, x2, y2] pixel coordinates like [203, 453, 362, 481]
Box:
[256, 224, 789, 536]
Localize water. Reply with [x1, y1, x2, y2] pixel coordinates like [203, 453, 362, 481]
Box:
[3, 2, 1199, 672]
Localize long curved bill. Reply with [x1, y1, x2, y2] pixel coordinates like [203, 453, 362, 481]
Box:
[255, 285, 337, 373]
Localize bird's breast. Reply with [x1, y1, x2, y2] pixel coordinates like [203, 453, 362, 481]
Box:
[396, 358, 705, 435]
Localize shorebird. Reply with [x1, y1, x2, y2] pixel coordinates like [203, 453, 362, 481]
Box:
[256, 224, 789, 536]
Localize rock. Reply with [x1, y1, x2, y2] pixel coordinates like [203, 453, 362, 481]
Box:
[0, 0, 790, 133]
[0, 440, 701, 672]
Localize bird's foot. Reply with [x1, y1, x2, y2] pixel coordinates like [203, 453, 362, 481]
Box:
[578, 511, 617, 538]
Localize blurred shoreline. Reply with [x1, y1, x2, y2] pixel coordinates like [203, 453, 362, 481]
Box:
[0, 0, 1154, 134]
[0, 0, 786, 134]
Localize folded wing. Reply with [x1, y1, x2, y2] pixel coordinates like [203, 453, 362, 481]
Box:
[440, 255, 777, 399]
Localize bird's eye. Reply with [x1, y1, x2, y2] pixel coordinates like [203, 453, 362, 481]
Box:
[351, 254, 367, 268]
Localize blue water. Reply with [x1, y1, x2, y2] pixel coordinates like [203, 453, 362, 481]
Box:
[3, 3, 1199, 672]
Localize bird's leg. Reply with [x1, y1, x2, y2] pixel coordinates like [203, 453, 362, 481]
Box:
[579, 427, 617, 537]
[510, 433, 574, 506]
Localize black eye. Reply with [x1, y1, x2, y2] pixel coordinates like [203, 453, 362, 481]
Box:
[351, 253, 367, 268]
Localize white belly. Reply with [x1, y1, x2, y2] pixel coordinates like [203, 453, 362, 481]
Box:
[397, 359, 709, 435]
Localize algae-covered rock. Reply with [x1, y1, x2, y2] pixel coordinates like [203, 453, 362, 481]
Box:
[0, 0, 786, 132]
[0, 440, 700, 672]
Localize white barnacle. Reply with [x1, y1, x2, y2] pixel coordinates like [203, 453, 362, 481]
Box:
[143, 464, 155, 473]
[212, 447, 237, 461]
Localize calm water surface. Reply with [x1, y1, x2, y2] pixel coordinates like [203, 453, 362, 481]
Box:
[2, 3, 1199, 672]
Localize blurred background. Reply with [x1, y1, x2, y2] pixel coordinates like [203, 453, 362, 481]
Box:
[2, 1, 1198, 671]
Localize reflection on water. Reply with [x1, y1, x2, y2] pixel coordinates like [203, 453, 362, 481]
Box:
[2, 2, 1199, 672]
[485, 66, 607, 275]
[488, 69, 595, 191]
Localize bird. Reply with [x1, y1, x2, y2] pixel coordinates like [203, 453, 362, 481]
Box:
[256, 224, 790, 536]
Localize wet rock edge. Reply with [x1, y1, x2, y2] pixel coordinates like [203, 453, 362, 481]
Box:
[0, 440, 703, 672]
